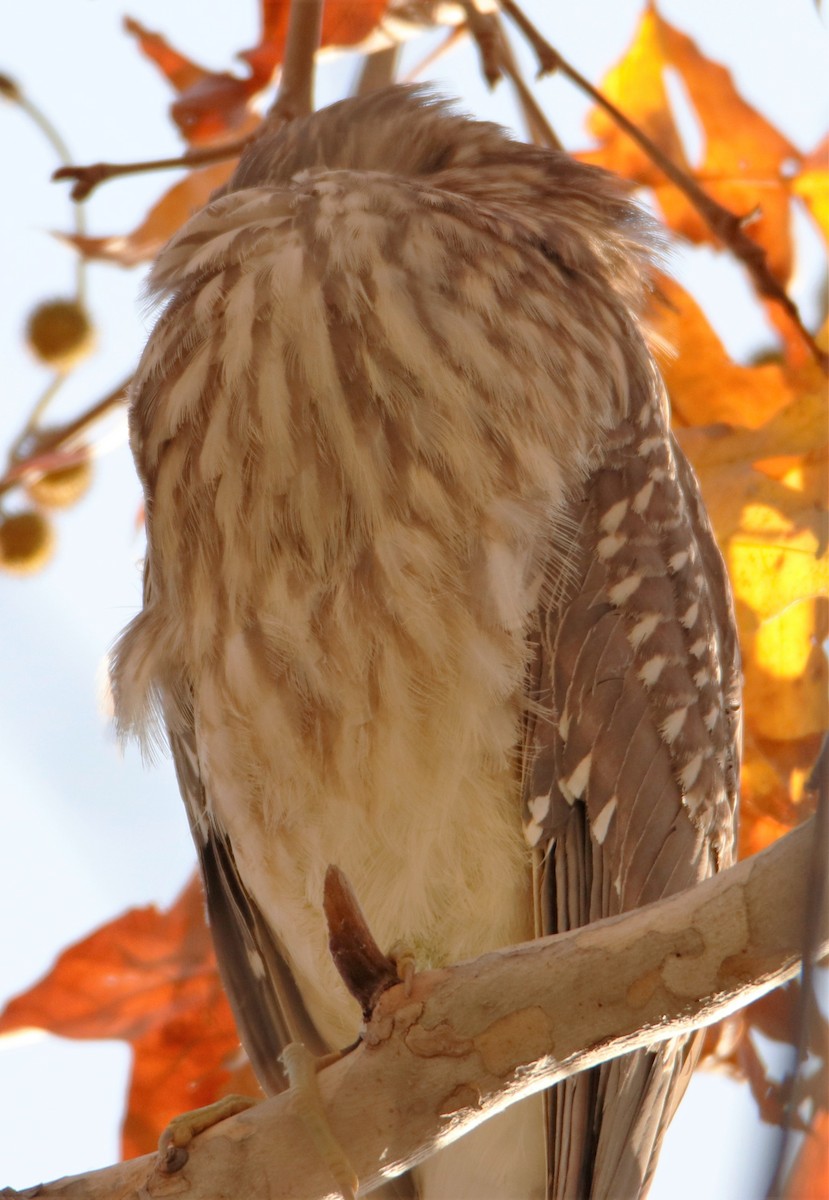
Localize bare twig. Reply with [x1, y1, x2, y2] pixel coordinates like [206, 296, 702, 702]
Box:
[401, 25, 467, 84]
[460, 1, 563, 150]
[494, 12, 562, 148]
[52, 139, 252, 202]
[3, 75, 89, 296]
[0, 377, 131, 499]
[460, 3, 562, 148]
[355, 44, 400, 96]
[500, 0, 828, 373]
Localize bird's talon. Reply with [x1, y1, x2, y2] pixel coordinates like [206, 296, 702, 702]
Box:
[157, 1094, 257, 1174]
[282, 1041, 358, 1200]
[160, 1143, 189, 1174]
[389, 942, 417, 997]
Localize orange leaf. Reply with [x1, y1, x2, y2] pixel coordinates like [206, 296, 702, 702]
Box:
[122, 976, 252, 1158]
[125, 14, 267, 145]
[126, 2, 390, 146]
[786, 1110, 829, 1200]
[583, 7, 800, 283]
[743, 597, 829, 742]
[320, 0, 391, 50]
[739, 730, 823, 857]
[651, 276, 794, 428]
[585, 7, 686, 181]
[242, 0, 389, 79]
[124, 16, 210, 93]
[0, 875, 247, 1159]
[794, 135, 829, 248]
[0, 876, 215, 1042]
[60, 162, 236, 266]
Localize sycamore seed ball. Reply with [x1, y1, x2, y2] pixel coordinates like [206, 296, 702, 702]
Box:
[0, 511, 55, 575]
[28, 457, 93, 509]
[25, 299, 95, 371]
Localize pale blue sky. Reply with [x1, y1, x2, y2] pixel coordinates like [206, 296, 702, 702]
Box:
[0, 0, 825, 1192]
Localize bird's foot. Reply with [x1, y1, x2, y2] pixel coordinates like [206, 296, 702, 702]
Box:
[158, 1093, 257, 1172]
[282, 1041, 359, 1200]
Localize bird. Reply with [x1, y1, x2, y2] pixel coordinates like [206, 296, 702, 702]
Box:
[113, 85, 740, 1199]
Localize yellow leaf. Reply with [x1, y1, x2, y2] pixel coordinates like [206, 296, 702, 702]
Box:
[582, 7, 800, 280]
[743, 598, 829, 740]
[793, 166, 829, 246]
[729, 515, 827, 620]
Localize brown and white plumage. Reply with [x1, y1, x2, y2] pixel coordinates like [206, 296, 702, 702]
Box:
[113, 87, 740, 1198]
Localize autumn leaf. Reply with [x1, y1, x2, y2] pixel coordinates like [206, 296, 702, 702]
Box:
[126, 1, 391, 146]
[60, 162, 236, 266]
[678, 392, 828, 839]
[125, 15, 268, 145]
[583, 6, 802, 285]
[242, 0, 390, 77]
[793, 134, 829, 248]
[651, 276, 794, 428]
[786, 1109, 829, 1200]
[0, 875, 252, 1158]
[123, 16, 210, 93]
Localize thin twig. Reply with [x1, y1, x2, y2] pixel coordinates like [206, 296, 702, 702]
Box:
[52, 138, 253, 202]
[51, 0, 324, 203]
[3, 76, 89, 301]
[460, 3, 562, 148]
[500, 0, 828, 373]
[355, 44, 400, 97]
[492, 11, 562, 148]
[0, 378, 131, 499]
[401, 25, 466, 84]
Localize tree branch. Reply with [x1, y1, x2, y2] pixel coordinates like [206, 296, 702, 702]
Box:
[6, 818, 824, 1200]
[270, 0, 323, 122]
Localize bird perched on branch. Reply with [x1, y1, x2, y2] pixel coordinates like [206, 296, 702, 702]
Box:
[114, 85, 740, 1198]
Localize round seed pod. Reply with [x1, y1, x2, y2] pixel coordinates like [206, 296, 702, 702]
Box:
[0, 510, 56, 574]
[28, 456, 93, 509]
[25, 298, 95, 371]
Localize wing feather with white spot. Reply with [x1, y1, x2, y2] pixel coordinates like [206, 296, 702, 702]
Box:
[523, 398, 740, 1198]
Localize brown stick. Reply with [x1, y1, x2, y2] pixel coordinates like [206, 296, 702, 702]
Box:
[270, 0, 324, 121]
[53, 141, 252, 202]
[0, 378, 131, 499]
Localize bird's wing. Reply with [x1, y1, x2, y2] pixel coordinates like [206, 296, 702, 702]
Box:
[522, 403, 740, 1198]
[130, 543, 328, 1096]
[167, 720, 330, 1096]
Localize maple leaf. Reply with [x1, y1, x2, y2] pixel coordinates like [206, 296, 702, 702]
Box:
[582, 6, 801, 286]
[793, 134, 829, 248]
[60, 162, 237, 267]
[0, 875, 256, 1157]
[785, 1109, 829, 1199]
[126, 1, 390, 146]
[650, 274, 795, 429]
